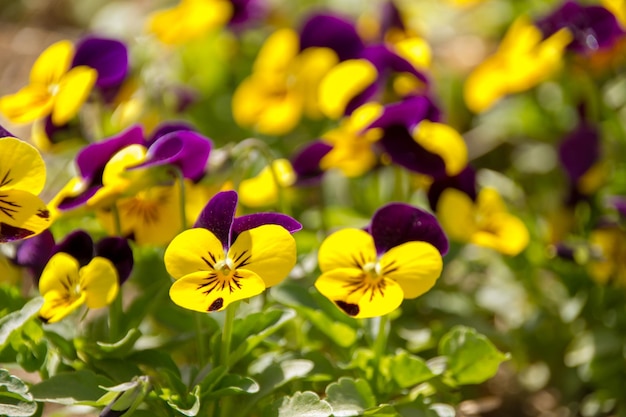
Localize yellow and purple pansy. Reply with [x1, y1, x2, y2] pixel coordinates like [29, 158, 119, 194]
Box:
[164, 190, 301, 312]
[26, 230, 134, 323]
[0, 126, 51, 243]
[315, 203, 448, 318]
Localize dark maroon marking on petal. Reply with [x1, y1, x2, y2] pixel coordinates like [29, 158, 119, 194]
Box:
[368, 202, 449, 256]
[0, 169, 11, 187]
[36, 209, 50, 219]
[0, 223, 34, 243]
[335, 300, 359, 316]
[208, 297, 224, 312]
[194, 191, 238, 249]
[0, 194, 20, 219]
[96, 237, 134, 285]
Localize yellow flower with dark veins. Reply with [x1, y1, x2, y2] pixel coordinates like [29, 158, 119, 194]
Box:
[315, 203, 448, 318]
[39, 252, 119, 323]
[164, 191, 301, 312]
[0, 41, 96, 125]
[437, 187, 529, 256]
[0, 131, 51, 243]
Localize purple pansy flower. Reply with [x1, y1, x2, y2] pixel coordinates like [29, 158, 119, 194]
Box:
[15, 230, 134, 285]
[427, 166, 478, 211]
[290, 141, 333, 186]
[537, 0, 625, 54]
[57, 122, 211, 210]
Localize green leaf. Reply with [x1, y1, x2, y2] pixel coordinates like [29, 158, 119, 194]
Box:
[229, 309, 295, 366]
[166, 384, 201, 417]
[0, 369, 37, 416]
[0, 298, 43, 349]
[438, 326, 508, 385]
[363, 405, 400, 417]
[389, 351, 435, 388]
[29, 370, 113, 405]
[325, 377, 376, 417]
[269, 391, 332, 417]
[95, 328, 142, 355]
[206, 374, 259, 398]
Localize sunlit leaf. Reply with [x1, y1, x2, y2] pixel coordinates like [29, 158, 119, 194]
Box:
[324, 377, 376, 417]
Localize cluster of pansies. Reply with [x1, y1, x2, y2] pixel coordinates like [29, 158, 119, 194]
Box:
[2, 0, 626, 415]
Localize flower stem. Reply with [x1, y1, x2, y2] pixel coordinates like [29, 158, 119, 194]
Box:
[171, 167, 187, 231]
[109, 203, 123, 341]
[372, 315, 389, 395]
[220, 301, 239, 369]
[195, 313, 206, 365]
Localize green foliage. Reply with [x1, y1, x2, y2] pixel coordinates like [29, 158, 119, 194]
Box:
[0, 369, 37, 417]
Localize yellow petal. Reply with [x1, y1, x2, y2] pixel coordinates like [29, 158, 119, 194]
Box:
[318, 60, 378, 119]
[52, 66, 97, 125]
[39, 252, 81, 296]
[436, 188, 477, 242]
[0, 85, 54, 124]
[394, 36, 431, 69]
[148, 0, 233, 44]
[380, 241, 442, 299]
[463, 56, 508, 113]
[588, 228, 619, 285]
[0, 190, 51, 243]
[293, 47, 339, 118]
[80, 257, 119, 309]
[30, 40, 74, 86]
[318, 228, 377, 273]
[169, 269, 265, 312]
[315, 268, 404, 318]
[0, 136, 46, 194]
[228, 224, 296, 287]
[472, 212, 529, 256]
[412, 121, 468, 176]
[39, 290, 87, 323]
[238, 159, 295, 207]
[253, 28, 299, 75]
[476, 188, 507, 217]
[164, 228, 225, 279]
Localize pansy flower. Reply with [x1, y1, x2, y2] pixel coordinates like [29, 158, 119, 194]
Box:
[53, 122, 210, 212]
[36, 230, 133, 323]
[0, 41, 96, 125]
[0, 128, 51, 243]
[232, 27, 339, 135]
[587, 220, 626, 287]
[436, 180, 529, 256]
[164, 191, 301, 312]
[238, 159, 296, 207]
[315, 203, 447, 318]
[464, 16, 572, 113]
[537, 0, 624, 55]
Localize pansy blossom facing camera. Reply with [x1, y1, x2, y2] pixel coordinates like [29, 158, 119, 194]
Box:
[315, 203, 448, 318]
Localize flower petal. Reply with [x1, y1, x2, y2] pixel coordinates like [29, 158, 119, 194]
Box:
[0, 85, 53, 124]
[238, 159, 296, 207]
[169, 269, 265, 312]
[427, 166, 477, 211]
[228, 224, 296, 287]
[53, 230, 94, 266]
[436, 188, 477, 242]
[412, 121, 468, 177]
[96, 237, 134, 284]
[381, 241, 443, 298]
[15, 229, 55, 279]
[471, 212, 530, 256]
[39, 290, 87, 323]
[164, 228, 225, 279]
[193, 190, 237, 248]
[52, 66, 97, 125]
[315, 268, 404, 318]
[299, 13, 364, 60]
[72, 36, 129, 89]
[30, 40, 73, 85]
[80, 256, 119, 308]
[369, 203, 449, 256]
[39, 252, 80, 296]
[231, 212, 302, 240]
[291, 141, 332, 186]
[318, 59, 378, 119]
[254, 28, 299, 74]
[0, 190, 51, 243]
[0, 136, 47, 194]
[318, 228, 377, 273]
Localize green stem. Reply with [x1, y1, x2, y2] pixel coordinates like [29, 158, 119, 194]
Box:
[109, 202, 123, 341]
[171, 167, 187, 231]
[372, 315, 389, 396]
[111, 202, 123, 237]
[195, 313, 206, 366]
[220, 301, 239, 369]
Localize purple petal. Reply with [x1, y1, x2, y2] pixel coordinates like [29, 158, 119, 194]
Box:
[194, 191, 238, 249]
[231, 213, 302, 242]
[147, 121, 196, 147]
[15, 230, 55, 280]
[378, 125, 447, 178]
[368, 203, 449, 255]
[427, 166, 477, 211]
[131, 131, 211, 181]
[299, 13, 365, 60]
[380, 1, 406, 36]
[53, 230, 95, 267]
[76, 125, 145, 180]
[345, 82, 380, 116]
[291, 140, 332, 186]
[57, 185, 101, 211]
[558, 122, 600, 184]
[368, 96, 436, 131]
[229, 0, 267, 28]
[96, 237, 134, 285]
[537, 0, 624, 53]
[0, 124, 14, 138]
[72, 36, 129, 89]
